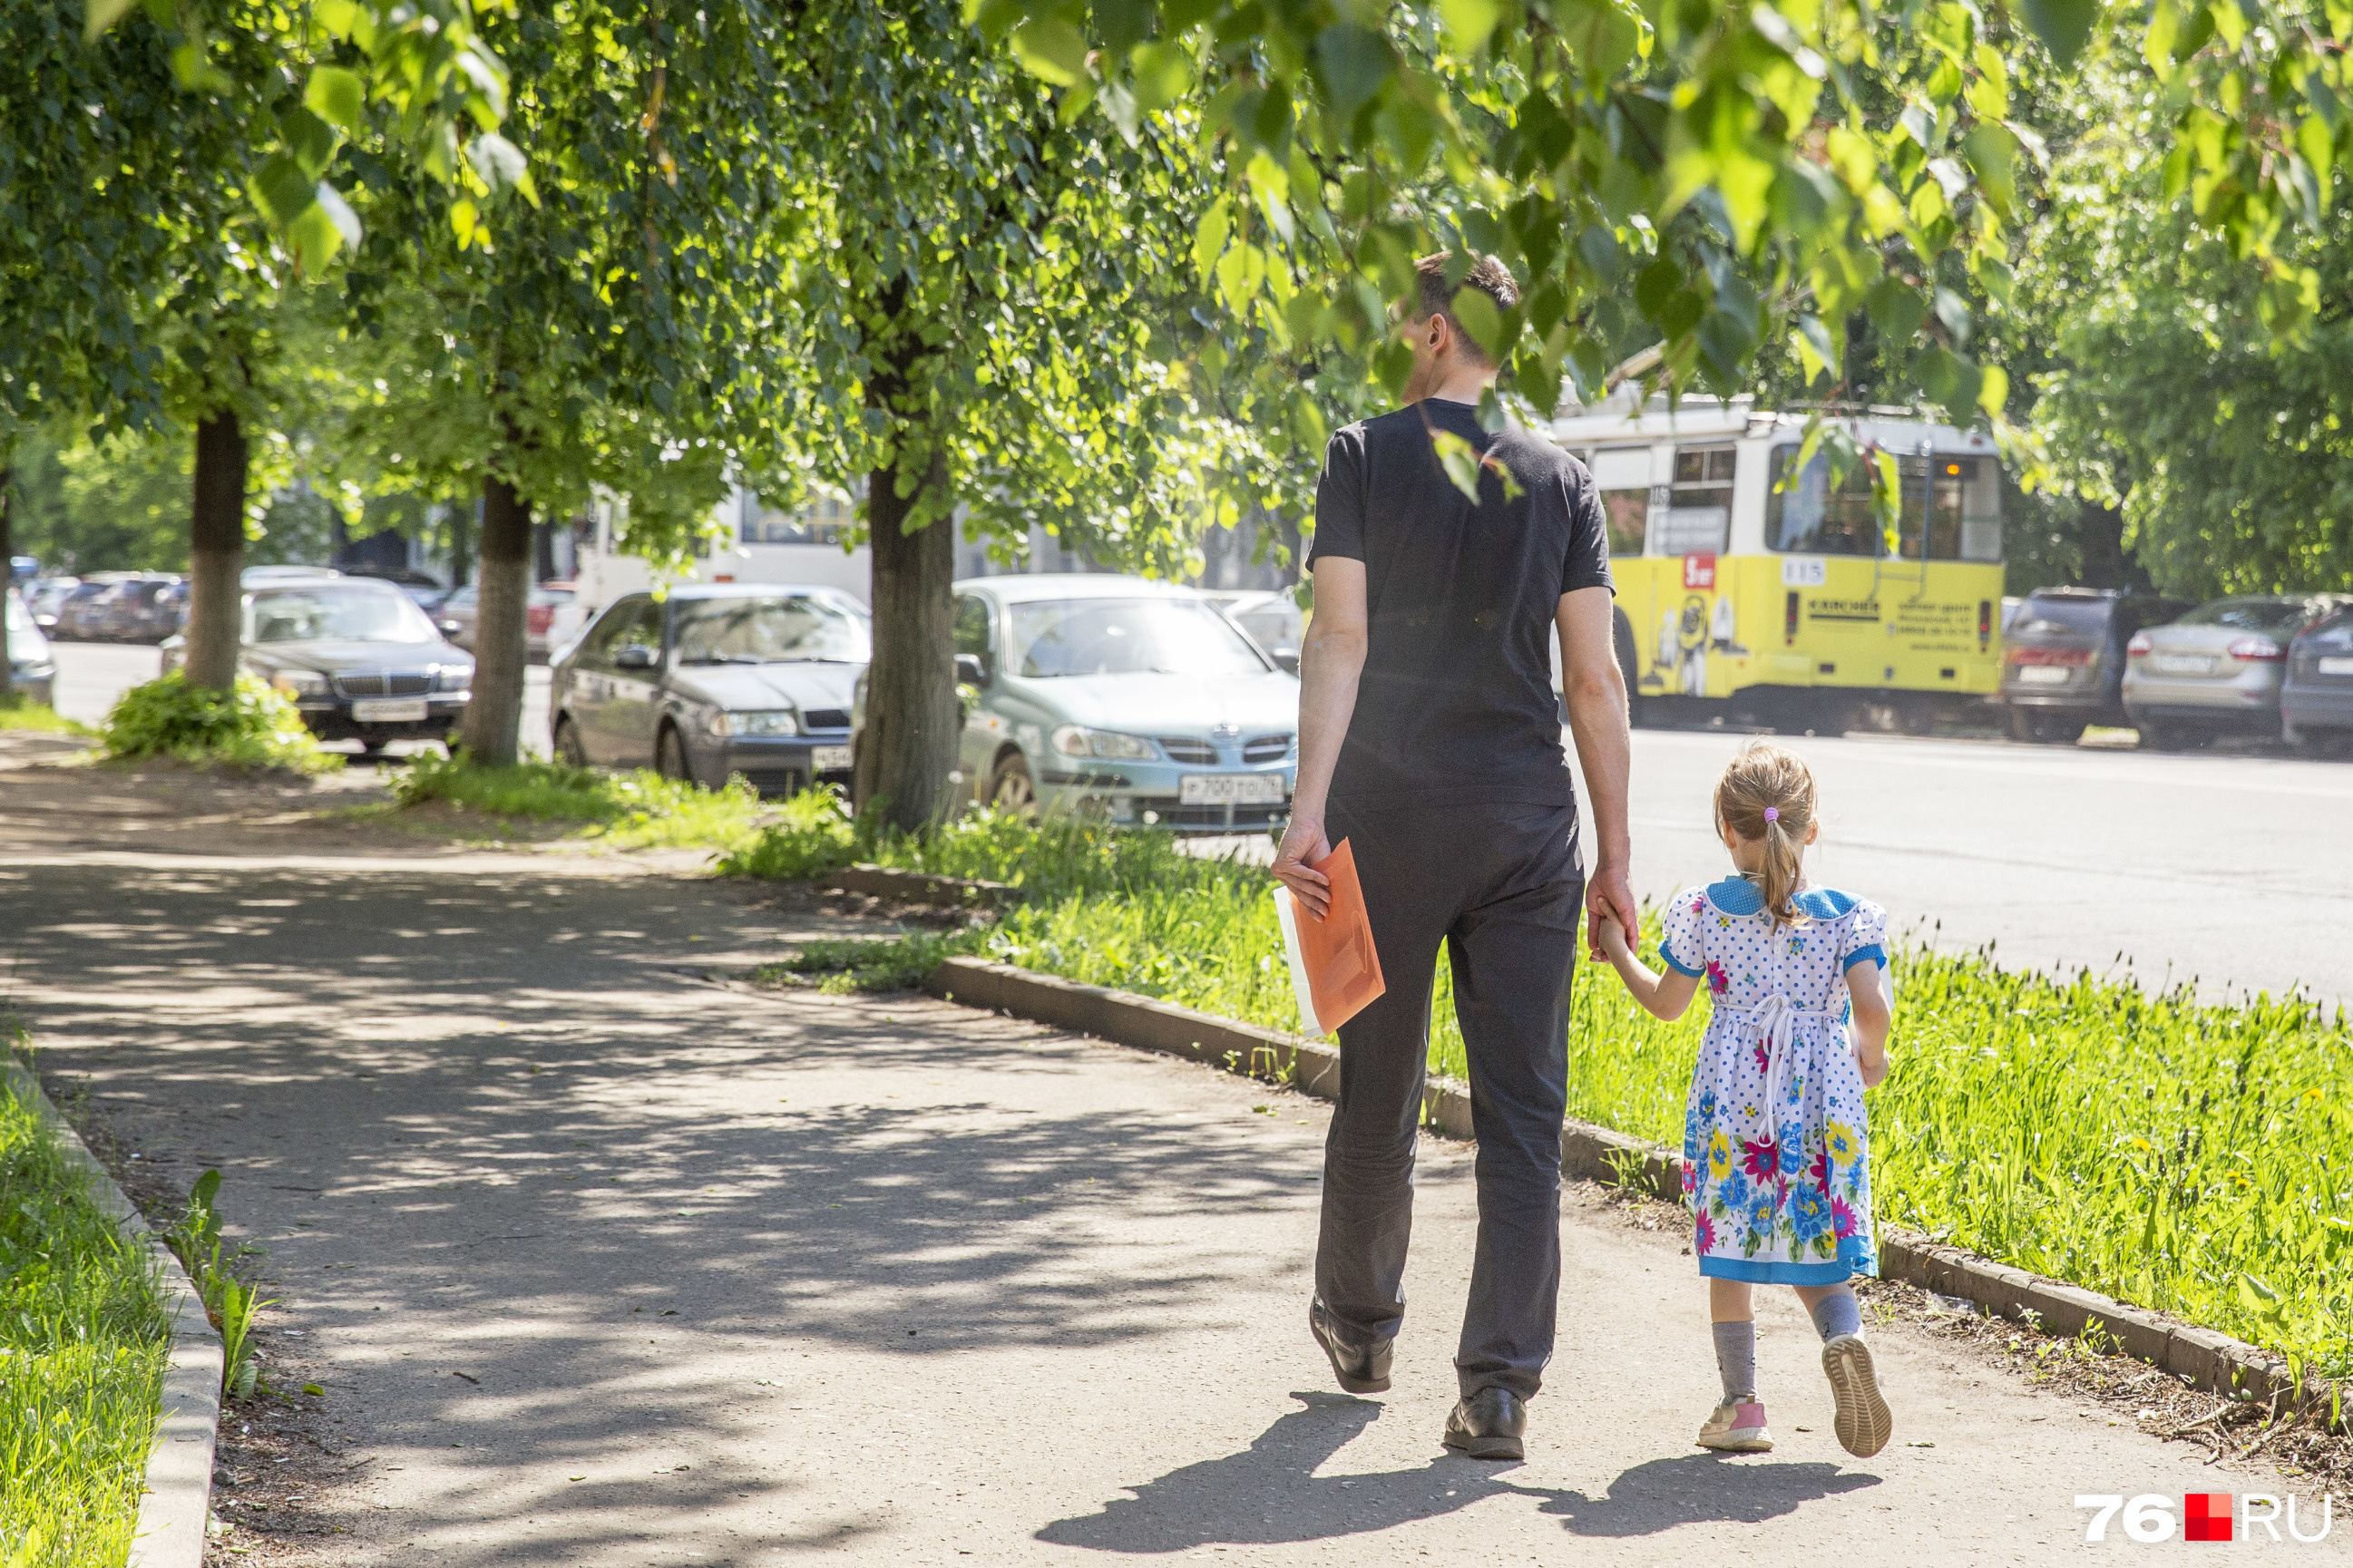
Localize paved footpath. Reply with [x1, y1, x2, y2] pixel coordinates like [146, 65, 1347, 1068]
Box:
[0, 846, 2308, 1566]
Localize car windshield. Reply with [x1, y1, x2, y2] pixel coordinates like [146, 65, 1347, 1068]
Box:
[2176, 598, 2314, 632]
[672, 596, 870, 664]
[248, 586, 440, 644]
[1007, 598, 1269, 677]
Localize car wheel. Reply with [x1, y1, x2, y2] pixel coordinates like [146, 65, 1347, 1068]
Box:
[552, 714, 589, 767]
[2006, 707, 2039, 744]
[655, 724, 693, 784]
[987, 751, 1037, 818]
[358, 736, 390, 758]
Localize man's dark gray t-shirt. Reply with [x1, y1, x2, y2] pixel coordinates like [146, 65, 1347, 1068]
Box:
[1307, 397, 1612, 813]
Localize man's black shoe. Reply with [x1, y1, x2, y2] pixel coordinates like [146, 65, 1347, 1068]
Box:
[1441, 1387, 1527, 1460]
[1308, 1300, 1391, 1394]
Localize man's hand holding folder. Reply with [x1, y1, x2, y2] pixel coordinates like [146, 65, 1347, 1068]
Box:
[1271, 838, 1385, 1037]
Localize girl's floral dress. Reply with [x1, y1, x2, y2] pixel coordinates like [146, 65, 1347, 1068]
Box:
[1664, 877, 1887, 1284]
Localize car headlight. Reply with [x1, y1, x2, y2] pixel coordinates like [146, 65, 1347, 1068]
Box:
[1051, 725, 1157, 760]
[713, 708, 800, 737]
[434, 665, 473, 693]
[271, 670, 330, 697]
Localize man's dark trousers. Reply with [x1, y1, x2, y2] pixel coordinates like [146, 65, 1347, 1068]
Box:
[1314, 797, 1583, 1401]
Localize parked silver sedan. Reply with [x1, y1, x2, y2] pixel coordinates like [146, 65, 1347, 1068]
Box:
[550, 585, 868, 795]
[2123, 593, 2353, 749]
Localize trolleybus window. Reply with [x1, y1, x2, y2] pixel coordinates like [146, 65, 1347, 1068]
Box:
[1656, 446, 1733, 555]
[1897, 455, 2003, 563]
[1766, 445, 1881, 556]
[1586, 446, 1654, 557]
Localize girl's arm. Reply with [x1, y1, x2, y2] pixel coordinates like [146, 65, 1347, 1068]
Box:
[1846, 958, 1892, 1087]
[1595, 916, 1700, 1021]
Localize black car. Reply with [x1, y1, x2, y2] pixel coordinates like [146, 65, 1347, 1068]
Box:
[240, 579, 474, 754]
[550, 584, 869, 794]
[2282, 603, 2353, 755]
[1998, 587, 2192, 745]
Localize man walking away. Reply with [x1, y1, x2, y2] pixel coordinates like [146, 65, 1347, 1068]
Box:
[1272, 252, 1637, 1461]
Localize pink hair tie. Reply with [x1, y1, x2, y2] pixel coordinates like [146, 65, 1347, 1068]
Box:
[1763, 808, 1779, 823]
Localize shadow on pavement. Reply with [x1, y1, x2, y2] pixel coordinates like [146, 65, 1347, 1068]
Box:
[1039, 1393, 1880, 1551]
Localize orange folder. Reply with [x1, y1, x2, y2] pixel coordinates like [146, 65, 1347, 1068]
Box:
[1272, 838, 1386, 1037]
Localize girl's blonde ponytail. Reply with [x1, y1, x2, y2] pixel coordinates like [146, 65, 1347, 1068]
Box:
[1713, 743, 1819, 927]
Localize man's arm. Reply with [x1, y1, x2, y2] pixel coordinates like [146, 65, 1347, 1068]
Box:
[1271, 558, 1368, 919]
[1557, 584, 1635, 959]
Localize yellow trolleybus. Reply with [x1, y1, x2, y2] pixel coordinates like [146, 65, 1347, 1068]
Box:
[1551, 394, 2007, 734]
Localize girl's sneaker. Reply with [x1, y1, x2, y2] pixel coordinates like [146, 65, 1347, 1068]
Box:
[1695, 1399, 1772, 1452]
[1821, 1334, 1894, 1457]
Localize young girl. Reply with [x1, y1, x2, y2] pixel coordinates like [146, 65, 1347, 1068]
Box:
[1596, 743, 1895, 1459]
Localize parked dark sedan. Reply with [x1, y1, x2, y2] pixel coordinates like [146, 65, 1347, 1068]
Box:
[1998, 587, 2192, 745]
[550, 584, 869, 795]
[241, 579, 474, 754]
[52, 576, 142, 640]
[2282, 602, 2353, 755]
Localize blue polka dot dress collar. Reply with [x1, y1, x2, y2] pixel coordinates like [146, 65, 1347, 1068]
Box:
[1703, 876, 1858, 920]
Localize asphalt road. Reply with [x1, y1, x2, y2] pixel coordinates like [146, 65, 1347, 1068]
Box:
[45, 641, 2350, 1003]
[1583, 729, 2353, 1008]
[3, 840, 2275, 1566]
[47, 639, 552, 758]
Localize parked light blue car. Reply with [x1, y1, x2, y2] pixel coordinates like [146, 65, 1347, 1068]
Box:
[926, 574, 1300, 832]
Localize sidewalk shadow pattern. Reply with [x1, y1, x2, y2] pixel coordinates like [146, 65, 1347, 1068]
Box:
[1039, 1393, 1880, 1552]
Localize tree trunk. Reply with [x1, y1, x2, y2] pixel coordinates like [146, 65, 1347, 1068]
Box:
[185, 411, 249, 692]
[457, 471, 532, 766]
[853, 451, 959, 832]
[0, 462, 15, 704]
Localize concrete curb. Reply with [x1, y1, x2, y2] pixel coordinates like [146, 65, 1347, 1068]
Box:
[924, 956, 2341, 1427]
[823, 863, 1018, 911]
[4, 1058, 220, 1568]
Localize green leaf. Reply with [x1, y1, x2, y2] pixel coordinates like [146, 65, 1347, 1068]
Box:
[1793, 313, 1836, 384]
[1430, 429, 1486, 502]
[2017, 0, 2099, 64]
[1962, 123, 2016, 214]
[251, 154, 320, 228]
[1096, 0, 1156, 53]
[82, 0, 138, 43]
[1192, 199, 1229, 287]
[1863, 278, 1927, 344]
[1314, 24, 1392, 122]
[1130, 41, 1196, 113]
[286, 186, 353, 273]
[1216, 243, 1266, 312]
[1011, 16, 1090, 87]
[305, 67, 366, 134]
[1439, 0, 1506, 53]
[465, 132, 529, 196]
[277, 105, 341, 181]
[1450, 288, 1510, 363]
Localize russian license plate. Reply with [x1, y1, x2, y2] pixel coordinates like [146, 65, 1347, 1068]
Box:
[351, 697, 428, 723]
[811, 744, 854, 772]
[2151, 654, 2214, 675]
[2319, 657, 2353, 677]
[2015, 666, 2071, 685]
[1179, 773, 1286, 806]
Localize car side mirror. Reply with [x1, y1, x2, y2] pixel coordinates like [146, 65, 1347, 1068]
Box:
[954, 652, 990, 687]
[437, 618, 463, 637]
[615, 644, 659, 670]
[1273, 648, 1301, 676]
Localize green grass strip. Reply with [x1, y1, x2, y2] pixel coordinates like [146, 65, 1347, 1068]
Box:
[0, 1071, 171, 1568]
[391, 753, 766, 852]
[727, 794, 2353, 1379]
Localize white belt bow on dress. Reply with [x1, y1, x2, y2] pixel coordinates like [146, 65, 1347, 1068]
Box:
[1717, 994, 1839, 1149]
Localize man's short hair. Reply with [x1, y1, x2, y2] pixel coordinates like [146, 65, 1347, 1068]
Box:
[1413, 251, 1520, 365]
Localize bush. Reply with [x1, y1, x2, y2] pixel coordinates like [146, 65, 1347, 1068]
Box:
[712, 787, 860, 878]
[391, 751, 765, 851]
[100, 673, 341, 774]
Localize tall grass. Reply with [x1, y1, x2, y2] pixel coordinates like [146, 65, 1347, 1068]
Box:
[391, 752, 766, 851]
[0, 1072, 171, 1568]
[733, 794, 2353, 1377]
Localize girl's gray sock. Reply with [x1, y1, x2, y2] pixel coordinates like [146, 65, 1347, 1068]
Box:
[1810, 1291, 1863, 1342]
[1711, 1319, 1757, 1401]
